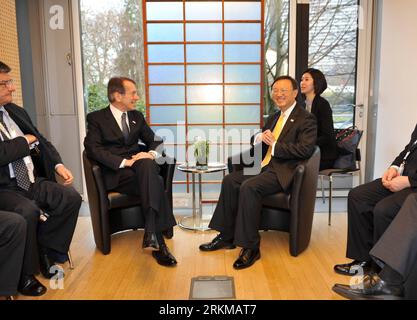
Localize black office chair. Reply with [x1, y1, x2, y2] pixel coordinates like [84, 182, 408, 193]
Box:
[228, 146, 321, 257]
[319, 128, 363, 226]
[82, 150, 176, 255]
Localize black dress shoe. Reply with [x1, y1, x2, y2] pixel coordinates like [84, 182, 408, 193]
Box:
[199, 234, 236, 251]
[332, 274, 404, 300]
[152, 244, 177, 267]
[334, 260, 377, 276]
[142, 232, 159, 251]
[18, 275, 47, 296]
[39, 252, 61, 279]
[162, 227, 174, 239]
[233, 248, 260, 270]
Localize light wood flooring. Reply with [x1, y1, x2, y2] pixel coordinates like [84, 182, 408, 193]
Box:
[19, 212, 352, 300]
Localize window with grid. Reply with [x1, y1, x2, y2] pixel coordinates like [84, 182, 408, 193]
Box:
[144, 0, 263, 194]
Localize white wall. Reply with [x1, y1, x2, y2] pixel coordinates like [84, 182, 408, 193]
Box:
[373, 0, 417, 177]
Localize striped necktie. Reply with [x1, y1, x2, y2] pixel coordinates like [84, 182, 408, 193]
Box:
[0, 111, 32, 190]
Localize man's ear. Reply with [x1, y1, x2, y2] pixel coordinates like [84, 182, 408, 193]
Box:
[113, 92, 122, 102]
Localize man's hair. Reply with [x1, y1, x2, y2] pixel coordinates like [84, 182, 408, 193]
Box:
[271, 75, 299, 91]
[107, 77, 136, 103]
[0, 61, 11, 74]
[302, 68, 328, 95]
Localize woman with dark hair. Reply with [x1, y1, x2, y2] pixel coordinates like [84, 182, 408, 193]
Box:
[300, 68, 338, 170]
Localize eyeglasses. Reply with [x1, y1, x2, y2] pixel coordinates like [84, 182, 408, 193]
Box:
[0, 79, 14, 89]
[272, 88, 291, 94]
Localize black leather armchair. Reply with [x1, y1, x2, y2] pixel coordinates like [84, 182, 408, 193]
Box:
[228, 146, 320, 257]
[82, 150, 176, 255]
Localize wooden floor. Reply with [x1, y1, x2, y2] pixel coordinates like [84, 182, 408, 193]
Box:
[20, 212, 352, 300]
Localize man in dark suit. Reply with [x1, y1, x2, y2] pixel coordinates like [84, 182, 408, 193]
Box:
[334, 124, 417, 276]
[0, 61, 81, 295]
[0, 211, 30, 298]
[199, 76, 317, 269]
[84, 77, 177, 267]
[333, 193, 417, 300]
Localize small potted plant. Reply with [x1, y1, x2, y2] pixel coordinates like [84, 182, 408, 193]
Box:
[193, 137, 209, 169]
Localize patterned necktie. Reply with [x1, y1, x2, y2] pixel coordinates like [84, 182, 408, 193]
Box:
[0, 111, 32, 191]
[261, 114, 285, 168]
[121, 112, 130, 142]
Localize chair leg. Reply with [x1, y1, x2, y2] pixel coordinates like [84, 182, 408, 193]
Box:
[328, 175, 333, 226]
[68, 250, 74, 270]
[320, 175, 326, 204]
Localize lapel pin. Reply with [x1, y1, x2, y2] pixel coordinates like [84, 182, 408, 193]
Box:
[290, 119, 295, 123]
[132, 120, 136, 124]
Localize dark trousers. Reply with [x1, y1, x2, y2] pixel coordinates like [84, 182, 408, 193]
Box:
[0, 178, 81, 275]
[209, 166, 283, 249]
[110, 159, 176, 233]
[346, 178, 415, 261]
[0, 212, 26, 296]
[370, 193, 417, 280]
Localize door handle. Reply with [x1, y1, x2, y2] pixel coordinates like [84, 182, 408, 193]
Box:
[66, 53, 72, 66]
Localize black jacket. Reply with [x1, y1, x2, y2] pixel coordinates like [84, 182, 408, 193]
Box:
[310, 95, 338, 163]
[84, 106, 163, 190]
[0, 103, 62, 186]
[392, 124, 417, 188]
[257, 104, 317, 191]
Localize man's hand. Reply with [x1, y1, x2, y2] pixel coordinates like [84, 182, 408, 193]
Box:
[382, 176, 411, 192]
[24, 134, 38, 145]
[132, 152, 155, 161]
[261, 130, 276, 146]
[382, 167, 399, 184]
[56, 165, 74, 186]
[124, 159, 136, 167]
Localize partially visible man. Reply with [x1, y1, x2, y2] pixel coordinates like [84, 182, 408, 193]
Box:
[199, 76, 317, 269]
[334, 124, 417, 276]
[0, 211, 36, 297]
[333, 193, 417, 300]
[0, 61, 81, 295]
[84, 77, 177, 267]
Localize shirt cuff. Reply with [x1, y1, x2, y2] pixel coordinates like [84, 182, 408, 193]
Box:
[55, 163, 64, 170]
[149, 150, 160, 160]
[254, 133, 263, 145]
[271, 141, 277, 157]
[119, 159, 126, 168]
[390, 165, 400, 172]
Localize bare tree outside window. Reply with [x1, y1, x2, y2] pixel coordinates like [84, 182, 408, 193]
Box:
[264, 0, 358, 128]
[80, 0, 146, 114]
[264, 0, 289, 116]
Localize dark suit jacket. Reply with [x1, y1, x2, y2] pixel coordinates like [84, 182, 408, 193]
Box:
[0, 103, 62, 187]
[310, 95, 338, 163]
[84, 106, 164, 190]
[392, 124, 417, 188]
[256, 104, 317, 191]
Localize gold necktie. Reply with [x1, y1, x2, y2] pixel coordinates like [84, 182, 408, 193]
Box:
[261, 114, 285, 168]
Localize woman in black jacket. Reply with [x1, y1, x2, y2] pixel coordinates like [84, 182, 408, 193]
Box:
[300, 68, 338, 170]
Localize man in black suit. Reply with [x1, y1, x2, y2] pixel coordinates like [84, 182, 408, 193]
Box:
[199, 76, 317, 269]
[0, 211, 28, 298]
[0, 61, 81, 295]
[333, 193, 417, 300]
[84, 77, 177, 267]
[334, 124, 417, 276]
